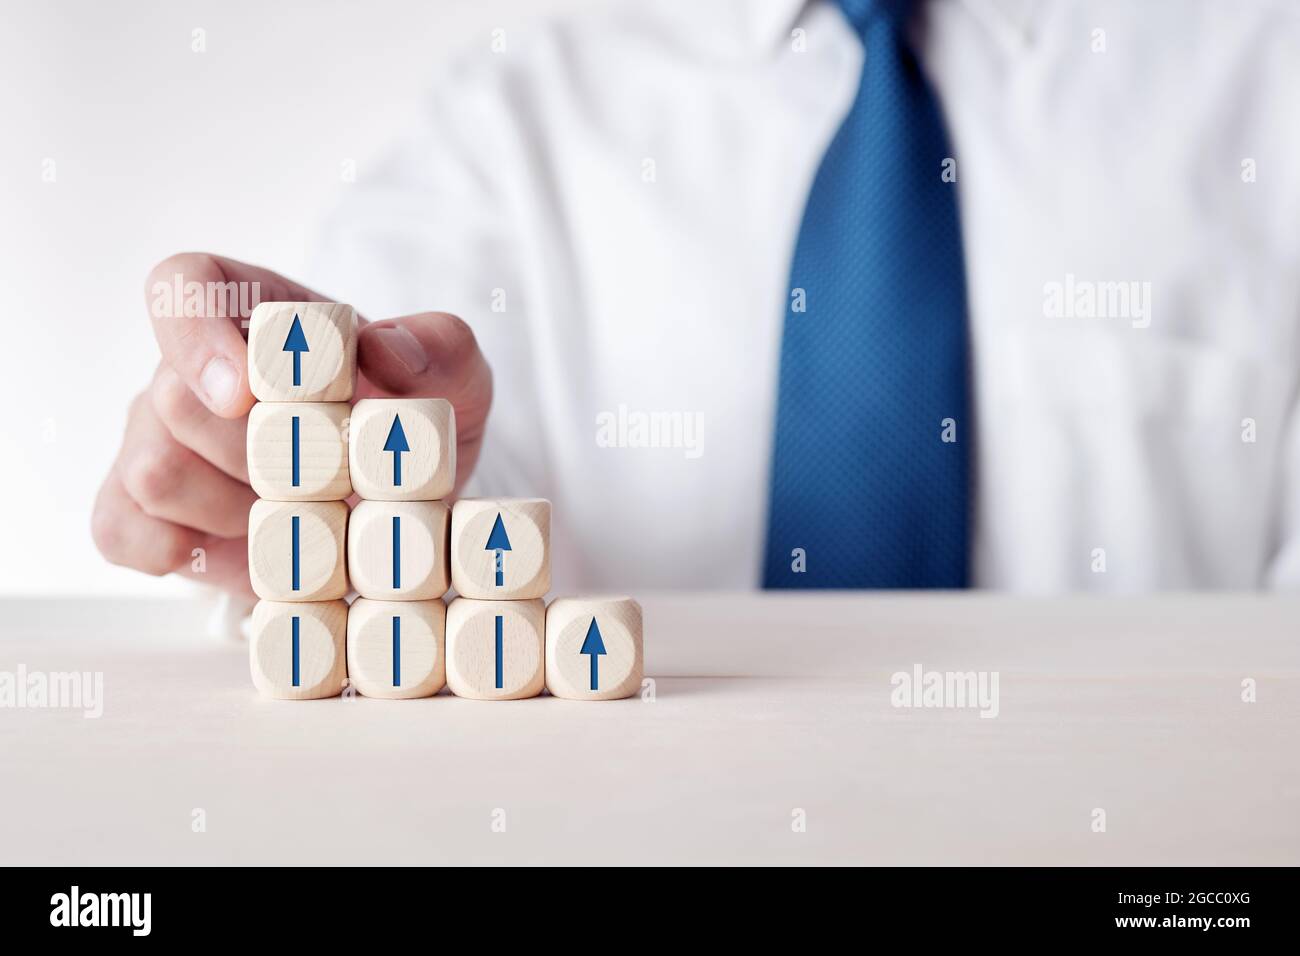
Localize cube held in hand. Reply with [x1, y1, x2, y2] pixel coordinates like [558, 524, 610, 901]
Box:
[248, 302, 357, 403]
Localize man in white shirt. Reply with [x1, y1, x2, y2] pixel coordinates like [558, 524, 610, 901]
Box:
[92, 0, 1300, 594]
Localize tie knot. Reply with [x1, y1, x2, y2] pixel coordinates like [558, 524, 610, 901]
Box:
[837, 0, 915, 36]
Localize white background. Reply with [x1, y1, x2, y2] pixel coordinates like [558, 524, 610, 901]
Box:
[0, 0, 591, 596]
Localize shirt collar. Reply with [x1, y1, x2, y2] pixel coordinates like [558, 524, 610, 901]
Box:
[625, 0, 1041, 59]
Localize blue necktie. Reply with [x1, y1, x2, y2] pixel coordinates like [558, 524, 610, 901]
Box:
[763, 0, 970, 589]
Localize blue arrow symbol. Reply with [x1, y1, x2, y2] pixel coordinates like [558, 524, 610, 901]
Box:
[485, 513, 512, 587]
[391, 515, 401, 589]
[291, 415, 301, 487]
[282, 313, 309, 387]
[392, 615, 401, 687]
[580, 618, 607, 691]
[383, 415, 409, 486]
[494, 615, 504, 689]
[291, 515, 301, 591]
[291, 615, 301, 687]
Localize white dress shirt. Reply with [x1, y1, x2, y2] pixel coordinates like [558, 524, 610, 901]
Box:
[310, 0, 1300, 592]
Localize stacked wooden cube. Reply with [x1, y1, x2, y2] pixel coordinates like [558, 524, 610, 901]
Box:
[244, 302, 643, 702]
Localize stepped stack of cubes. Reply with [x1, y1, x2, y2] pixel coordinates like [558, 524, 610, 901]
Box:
[245, 302, 643, 702]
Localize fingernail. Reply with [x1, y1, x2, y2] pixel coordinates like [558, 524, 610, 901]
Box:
[199, 356, 240, 410]
[373, 326, 429, 376]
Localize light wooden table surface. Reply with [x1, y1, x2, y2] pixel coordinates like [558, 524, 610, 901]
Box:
[0, 594, 1296, 865]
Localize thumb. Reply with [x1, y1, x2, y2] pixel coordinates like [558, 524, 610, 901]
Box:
[357, 313, 493, 471]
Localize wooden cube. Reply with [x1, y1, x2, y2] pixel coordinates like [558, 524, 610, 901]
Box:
[450, 498, 550, 600]
[248, 499, 348, 601]
[247, 402, 351, 501]
[348, 398, 455, 501]
[346, 598, 446, 699]
[445, 598, 544, 700]
[248, 302, 357, 402]
[545, 596, 643, 701]
[249, 599, 348, 699]
[347, 500, 450, 600]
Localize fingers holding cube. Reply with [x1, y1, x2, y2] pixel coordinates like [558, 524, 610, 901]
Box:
[248, 302, 356, 403]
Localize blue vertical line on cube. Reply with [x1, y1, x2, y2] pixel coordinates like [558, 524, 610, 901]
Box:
[383, 415, 409, 487]
[494, 615, 504, 689]
[291, 615, 301, 687]
[392, 615, 401, 687]
[392, 515, 401, 589]
[291, 515, 301, 591]
[486, 513, 512, 587]
[283, 313, 309, 387]
[290, 415, 301, 487]
[580, 618, 607, 691]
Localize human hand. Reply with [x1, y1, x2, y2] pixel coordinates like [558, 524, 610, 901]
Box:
[91, 253, 492, 596]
